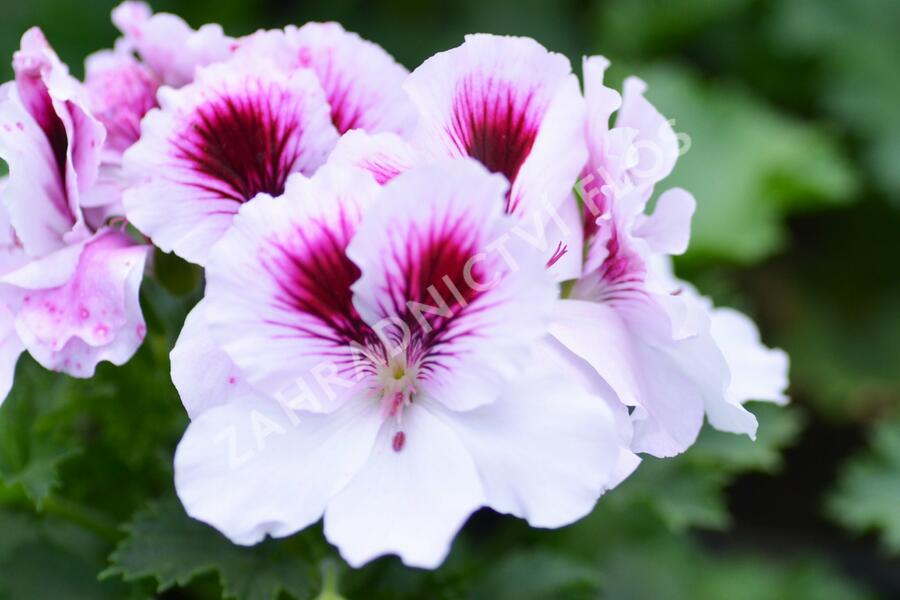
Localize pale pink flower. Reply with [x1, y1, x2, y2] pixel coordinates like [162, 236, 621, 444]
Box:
[235, 23, 416, 135]
[80, 42, 160, 218]
[173, 160, 632, 568]
[0, 28, 149, 401]
[111, 1, 234, 88]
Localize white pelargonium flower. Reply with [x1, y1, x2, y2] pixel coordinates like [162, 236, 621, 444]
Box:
[550, 56, 789, 457]
[172, 160, 634, 568]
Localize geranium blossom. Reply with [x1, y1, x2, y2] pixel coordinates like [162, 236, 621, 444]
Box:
[173, 160, 634, 567]
[0, 28, 149, 402]
[123, 18, 418, 266]
[123, 52, 339, 265]
[550, 56, 789, 457]
[328, 34, 587, 279]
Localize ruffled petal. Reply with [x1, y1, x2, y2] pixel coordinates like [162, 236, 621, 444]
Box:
[324, 402, 484, 568]
[551, 297, 726, 457]
[84, 45, 159, 160]
[175, 392, 381, 545]
[706, 307, 789, 436]
[346, 159, 558, 411]
[633, 187, 696, 255]
[123, 54, 339, 265]
[204, 166, 380, 412]
[171, 299, 254, 418]
[613, 76, 680, 195]
[8, 228, 149, 377]
[280, 23, 415, 134]
[428, 371, 626, 528]
[112, 1, 234, 87]
[0, 28, 103, 256]
[403, 34, 586, 219]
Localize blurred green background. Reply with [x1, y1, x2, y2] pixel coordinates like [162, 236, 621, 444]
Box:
[0, 1, 898, 599]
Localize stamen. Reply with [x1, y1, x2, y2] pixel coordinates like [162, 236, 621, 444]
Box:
[392, 431, 406, 452]
[546, 241, 568, 268]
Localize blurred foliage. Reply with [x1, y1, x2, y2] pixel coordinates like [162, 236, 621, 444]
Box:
[828, 419, 900, 553]
[0, 0, 898, 598]
[103, 496, 322, 600]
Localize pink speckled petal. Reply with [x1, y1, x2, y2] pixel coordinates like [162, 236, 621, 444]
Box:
[11, 228, 149, 378]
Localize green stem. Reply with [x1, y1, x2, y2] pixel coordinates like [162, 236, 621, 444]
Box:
[315, 559, 346, 600]
[41, 495, 120, 542]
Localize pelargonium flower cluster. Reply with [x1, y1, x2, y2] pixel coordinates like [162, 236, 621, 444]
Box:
[0, 2, 788, 569]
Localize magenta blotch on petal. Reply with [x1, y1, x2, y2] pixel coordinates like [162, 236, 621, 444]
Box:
[123, 53, 339, 265]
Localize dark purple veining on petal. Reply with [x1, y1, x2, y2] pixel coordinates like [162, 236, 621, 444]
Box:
[15, 66, 73, 223]
[447, 75, 544, 214]
[375, 208, 496, 377]
[263, 205, 377, 368]
[595, 227, 646, 305]
[173, 83, 307, 203]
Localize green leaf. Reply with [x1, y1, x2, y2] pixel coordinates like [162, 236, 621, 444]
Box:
[637, 64, 858, 263]
[598, 536, 874, 600]
[0, 507, 126, 600]
[468, 550, 601, 600]
[610, 404, 801, 533]
[827, 419, 900, 553]
[595, 0, 755, 58]
[104, 496, 319, 600]
[771, 0, 900, 203]
[0, 359, 78, 508]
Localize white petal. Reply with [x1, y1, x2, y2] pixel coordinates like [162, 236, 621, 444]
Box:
[633, 187, 695, 255]
[171, 299, 254, 418]
[582, 55, 622, 140]
[550, 298, 718, 457]
[175, 392, 381, 545]
[708, 307, 789, 434]
[430, 373, 625, 528]
[324, 402, 484, 568]
[0, 28, 102, 256]
[614, 76, 679, 193]
[538, 192, 584, 281]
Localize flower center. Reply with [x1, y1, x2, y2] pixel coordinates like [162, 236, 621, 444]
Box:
[375, 353, 419, 453]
